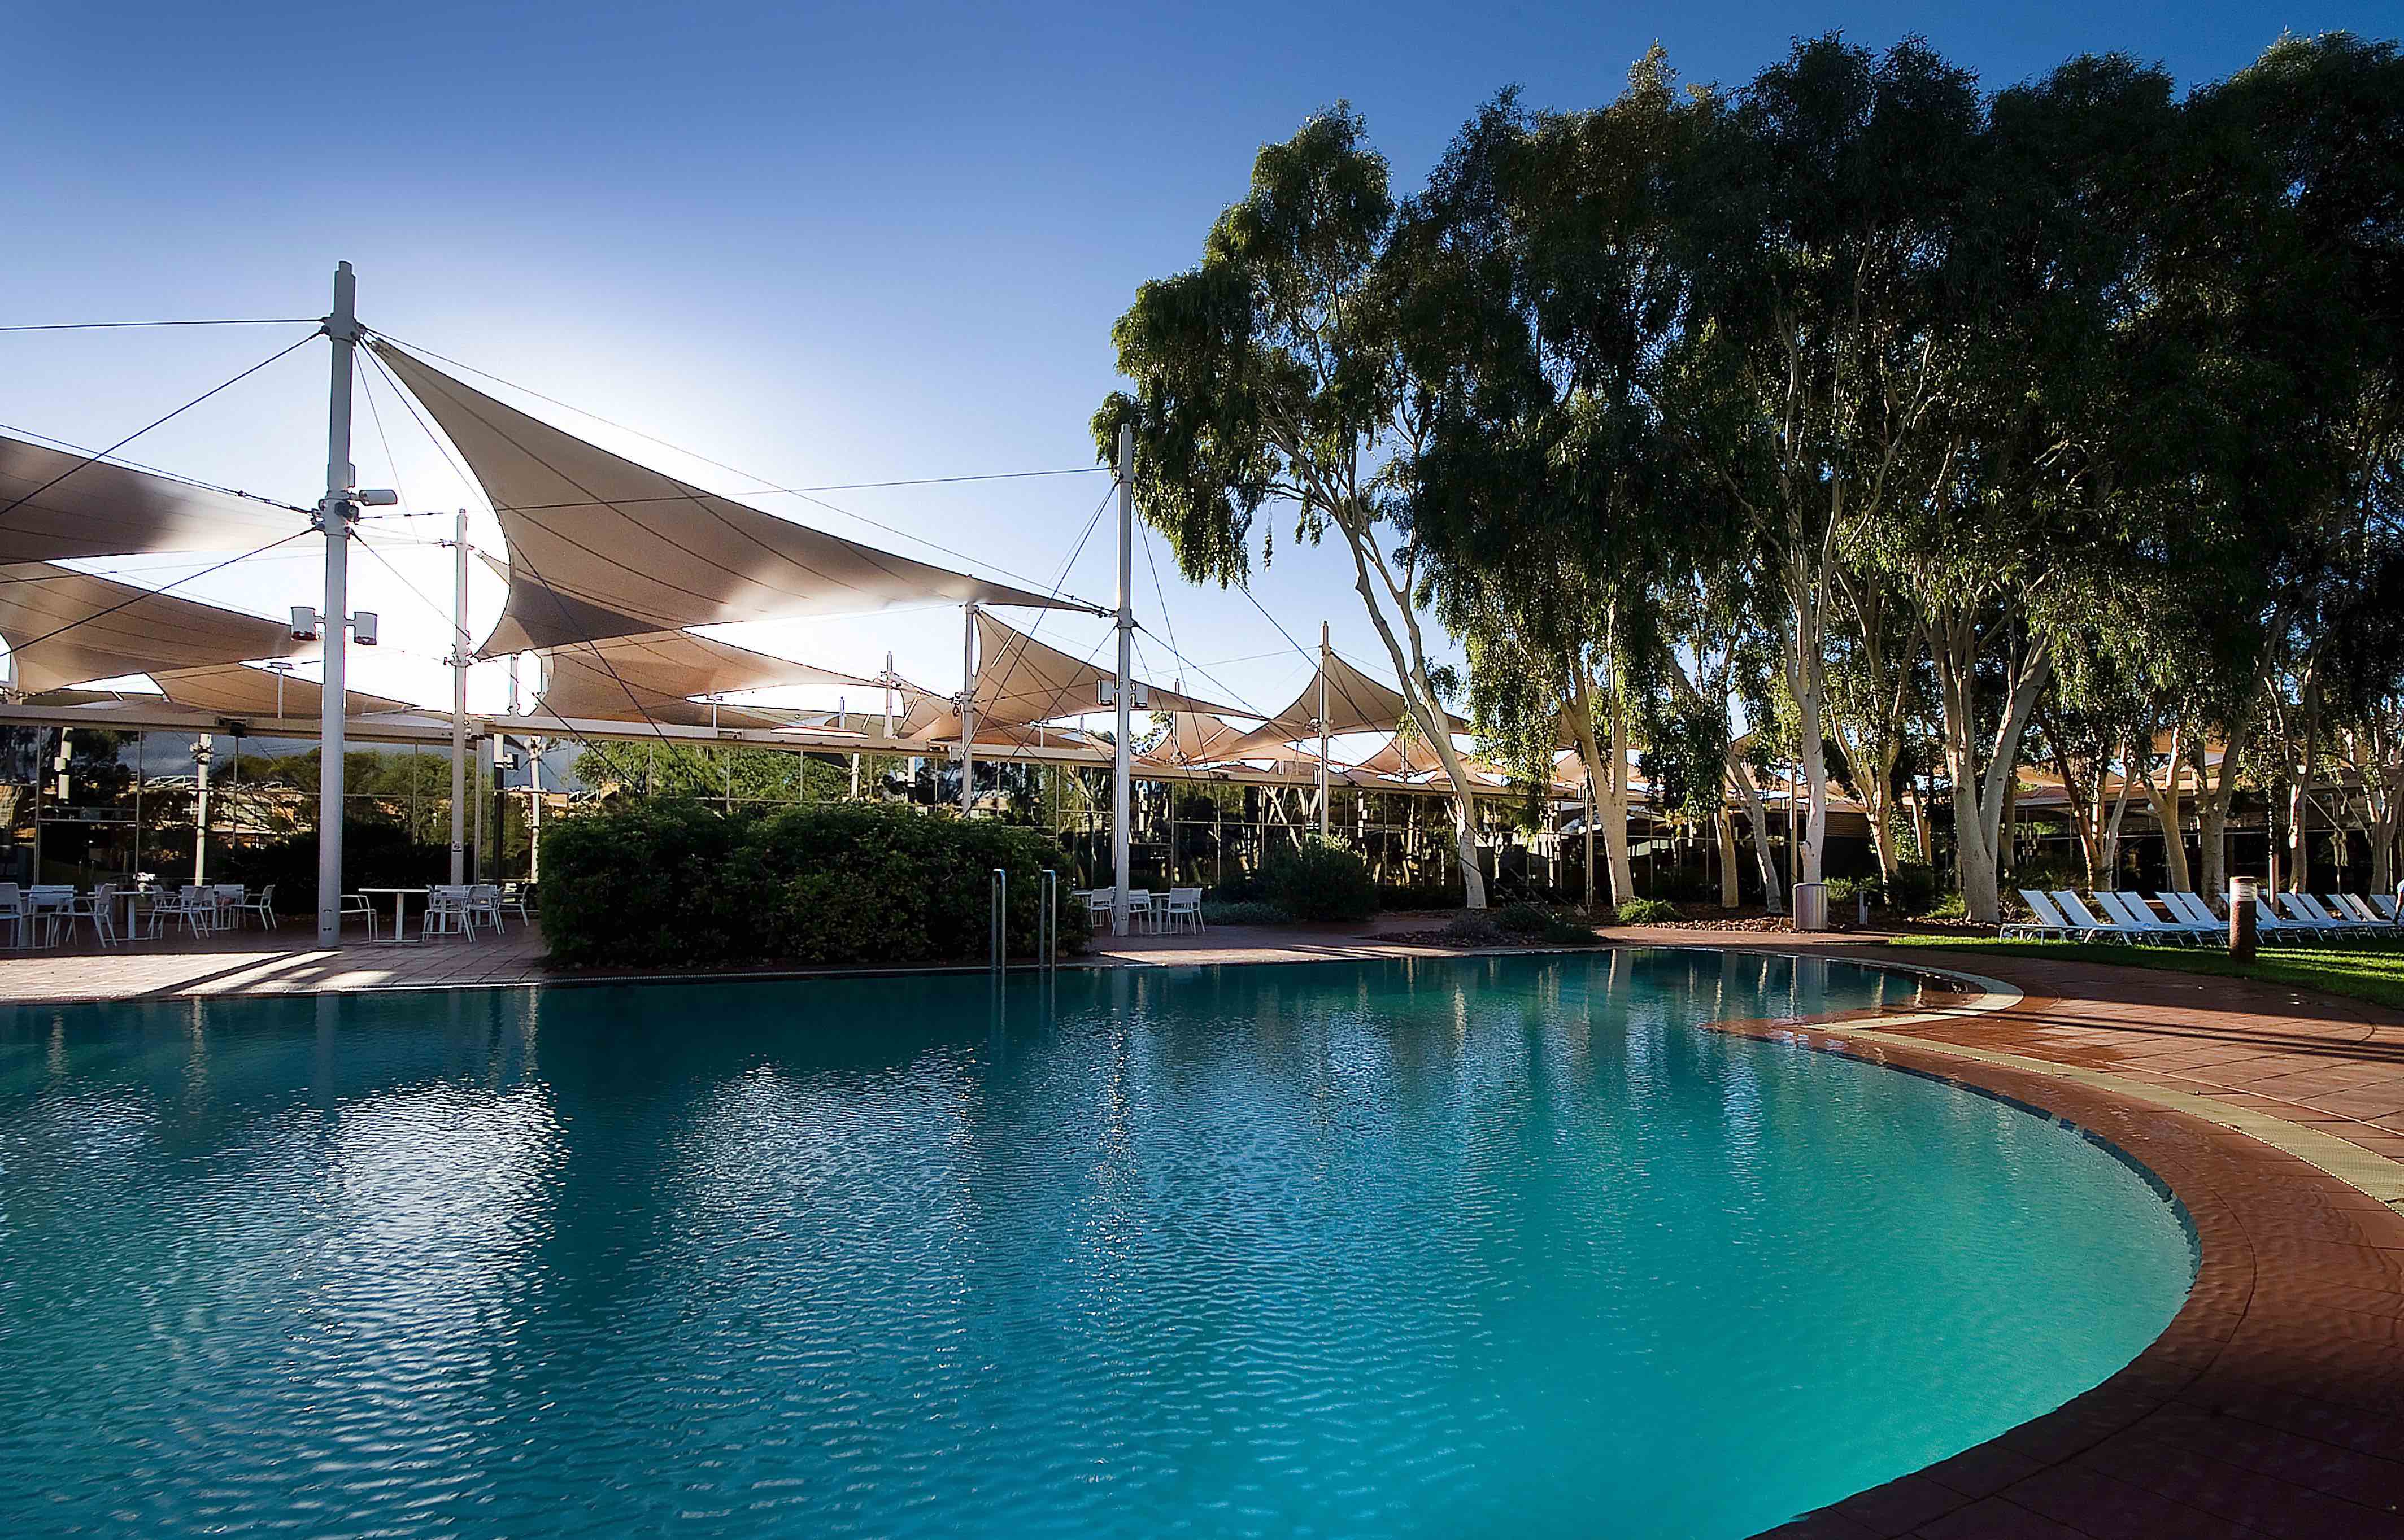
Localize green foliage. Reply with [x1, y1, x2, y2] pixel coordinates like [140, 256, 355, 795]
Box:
[538, 800, 750, 966]
[1885, 863, 1944, 916]
[1200, 900, 1294, 926]
[1612, 897, 1680, 925]
[537, 801, 1089, 969]
[1441, 914, 1506, 946]
[220, 819, 450, 917]
[1262, 836, 1379, 922]
[1492, 902, 1601, 945]
[1892, 934, 2404, 1015]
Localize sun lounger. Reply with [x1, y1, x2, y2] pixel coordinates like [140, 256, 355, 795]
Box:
[2093, 889, 2211, 945]
[2051, 891, 2140, 943]
[2002, 889, 2080, 940]
[2279, 892, 2364, 939]
[2375, 895, 2399, 922]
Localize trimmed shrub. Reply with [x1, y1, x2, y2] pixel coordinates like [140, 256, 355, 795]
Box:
[539, 799, 748, 966]
[539, 801, 1089, 969]
[1493, 902, 1556, 936]
[1263, 837, 1378, 922]
[1201, 900, 1293, 926]
[1442, 914, 1505, 946]
[1613, 897, 1680, 926]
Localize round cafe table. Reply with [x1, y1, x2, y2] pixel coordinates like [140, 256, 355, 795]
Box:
[355, 886, 428, 945]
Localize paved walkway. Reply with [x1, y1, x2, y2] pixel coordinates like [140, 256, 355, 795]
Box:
[3, 920, 2402, 1534]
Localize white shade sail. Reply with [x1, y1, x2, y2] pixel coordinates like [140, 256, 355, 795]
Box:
[0, 433, 307, 564]
[1136, 710, 1250, 767]
[927, 610, 1236, 738]
[151, 662, 412, 719]
[373, 343, 1083, 655]
[532, 629, 880, 730]
[1216, 651, 1467, 759]
[0, 562, 302, 694]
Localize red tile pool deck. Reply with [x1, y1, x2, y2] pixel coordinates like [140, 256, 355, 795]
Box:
[2, 920, 2399, 1535]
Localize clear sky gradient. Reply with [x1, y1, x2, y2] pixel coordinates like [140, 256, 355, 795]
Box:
[4, 1, 2392, 726]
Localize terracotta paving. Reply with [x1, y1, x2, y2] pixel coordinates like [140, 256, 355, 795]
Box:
[3, 920, 2402, 1533]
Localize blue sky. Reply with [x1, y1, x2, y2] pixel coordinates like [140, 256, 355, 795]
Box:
[3, 1, 2393, 725]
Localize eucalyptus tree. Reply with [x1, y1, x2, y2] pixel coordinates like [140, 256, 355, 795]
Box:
[1657, 36, 1987, 897]
[1847, 54, 2200, 921]
[2197, 34, 2404, 892]
[1379, 62, 1705, 909]
[1094, 107, 1495, 906]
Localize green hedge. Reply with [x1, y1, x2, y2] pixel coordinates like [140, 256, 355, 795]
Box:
[538, 800, 1088, 969]
[1264, 837, 1379, 922]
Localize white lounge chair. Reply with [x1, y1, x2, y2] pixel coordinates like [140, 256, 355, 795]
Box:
[2003, 889, 2080, 940]
[2161, 892, 2223, 934]
[2237, 893, 2325, 945]
[2374, 894, 2399, 922]
[2299, 893, 2380, 937]
[2277, 892, 2361, 940]
[2051, 891, 2140, 944]
[2093, 889, 2210, 945]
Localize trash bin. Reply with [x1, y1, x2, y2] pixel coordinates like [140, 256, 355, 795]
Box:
[1792, 880, 1828, 932]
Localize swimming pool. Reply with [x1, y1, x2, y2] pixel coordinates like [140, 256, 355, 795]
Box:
[0, 949, 2194, 1538]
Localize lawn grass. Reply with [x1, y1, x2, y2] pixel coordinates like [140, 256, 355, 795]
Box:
[1887, 932, 2404, 1014]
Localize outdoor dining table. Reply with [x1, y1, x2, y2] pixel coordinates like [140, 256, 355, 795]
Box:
[356, 886, 429, 945]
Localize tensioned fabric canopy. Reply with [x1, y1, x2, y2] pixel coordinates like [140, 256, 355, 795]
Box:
[532, 629, 879, 731]
[373, 343, 1082, 655]
[0, 562, 301, 694]
[149, 662, 411, 719]
[929, 611, 1237, 739]
[0, 433, 306, 565]
[1136, 709, 1249, 767]
[1216, 650, 1467, 760]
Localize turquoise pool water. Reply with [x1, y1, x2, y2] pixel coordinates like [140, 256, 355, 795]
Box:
[0, 950, 2193, 1539]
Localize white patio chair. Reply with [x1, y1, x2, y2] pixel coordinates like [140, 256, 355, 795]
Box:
[213, 884, 246, 931]
[1083, 890, 1115, 927]
[153, 887, 215, 939]
[0, 883, 29, 948]
[2050, 891, 2139, 944]
[498, 883, 534, 927]
[469, 884, 504, 933]
[1163, 887, 1204, 933]
[338, 892, 380, 940]
[240, 885, 278, 930]
[1120, 890, 1157, 933]
[422, 885, 474, 941]
[2003, 889, 2079, 940]
[28, 885, 76, 946]
[61, 883, 120, 947]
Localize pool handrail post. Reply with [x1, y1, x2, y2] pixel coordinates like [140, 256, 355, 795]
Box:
[1111, 421, 1133, 936]
[990, 866, 1007, 972]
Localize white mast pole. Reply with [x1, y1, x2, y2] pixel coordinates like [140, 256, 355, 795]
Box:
[959, 602, 977, 815]
[882, 650, 896, 736]
[1317, 621, 1331, 839]
[1112, 422, 1135, 936]
[448, 509, 469, 885]
[315, 261, 358, 946]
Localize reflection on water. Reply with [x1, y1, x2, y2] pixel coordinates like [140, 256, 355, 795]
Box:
[0, 950, 2188, 1540]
